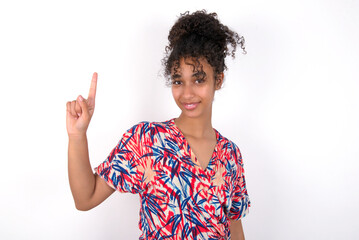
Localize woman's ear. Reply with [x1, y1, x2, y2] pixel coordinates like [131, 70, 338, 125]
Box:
[215, 73, 224, 90]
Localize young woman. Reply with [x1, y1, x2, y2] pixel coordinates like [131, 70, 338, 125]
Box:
[66, 10, 250, 240]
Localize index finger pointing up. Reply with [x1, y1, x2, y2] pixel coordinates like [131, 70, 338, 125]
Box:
[88, 72, 98, 101]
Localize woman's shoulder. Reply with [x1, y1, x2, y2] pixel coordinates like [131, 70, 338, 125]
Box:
[215, 130, 243, 163]
[124, 119, 175, 136]
[216, 130, 240, 149]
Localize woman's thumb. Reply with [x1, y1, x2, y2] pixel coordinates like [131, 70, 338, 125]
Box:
[77, 95, 89, 118]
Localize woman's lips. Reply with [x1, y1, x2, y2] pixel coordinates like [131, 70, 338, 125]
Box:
[183, 102, 199, 110]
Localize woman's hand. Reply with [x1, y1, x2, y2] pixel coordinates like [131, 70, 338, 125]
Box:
[66, 72, 98, 137]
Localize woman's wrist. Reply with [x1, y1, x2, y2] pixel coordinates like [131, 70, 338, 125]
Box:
[68, 133, 87, 141]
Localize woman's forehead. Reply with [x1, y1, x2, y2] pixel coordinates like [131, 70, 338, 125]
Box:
[171, 57, 213, 74]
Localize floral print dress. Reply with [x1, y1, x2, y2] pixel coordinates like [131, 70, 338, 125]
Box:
[95, 119, 251, 239]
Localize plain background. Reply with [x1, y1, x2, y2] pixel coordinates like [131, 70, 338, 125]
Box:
[1, 0, 358, 239]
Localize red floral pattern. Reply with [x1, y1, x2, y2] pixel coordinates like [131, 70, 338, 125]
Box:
[95, 119, 250, 239]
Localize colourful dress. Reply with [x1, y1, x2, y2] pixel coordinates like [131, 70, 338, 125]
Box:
[95, 119, 251, 240]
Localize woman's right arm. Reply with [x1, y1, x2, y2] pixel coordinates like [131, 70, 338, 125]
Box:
[66, 73, 115, 211]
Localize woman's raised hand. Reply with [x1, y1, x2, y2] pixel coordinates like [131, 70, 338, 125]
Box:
[66, 72, 98, 137]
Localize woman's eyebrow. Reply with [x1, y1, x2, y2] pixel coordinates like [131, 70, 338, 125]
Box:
[171, 73, 181, 79]
[192, 71, 206, 78]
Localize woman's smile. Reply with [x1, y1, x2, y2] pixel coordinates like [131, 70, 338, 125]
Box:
[182, 102, 200, 110]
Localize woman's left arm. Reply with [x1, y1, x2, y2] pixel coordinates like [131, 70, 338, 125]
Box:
[229, 219, 245, 240]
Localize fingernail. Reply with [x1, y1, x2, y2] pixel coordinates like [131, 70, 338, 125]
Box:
[79, 95, 83, 101]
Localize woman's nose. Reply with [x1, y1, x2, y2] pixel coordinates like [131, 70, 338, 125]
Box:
[182, 83, 194, 97]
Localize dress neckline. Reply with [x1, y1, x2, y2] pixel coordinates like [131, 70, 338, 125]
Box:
[168, 118, 220, 173]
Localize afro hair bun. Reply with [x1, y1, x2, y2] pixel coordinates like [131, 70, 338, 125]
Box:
[163, 10, 246, 85]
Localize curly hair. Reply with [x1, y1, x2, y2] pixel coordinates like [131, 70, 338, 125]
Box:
[162, 10, 246, 86]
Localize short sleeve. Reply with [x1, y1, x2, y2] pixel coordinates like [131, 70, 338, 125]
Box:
[228, 146, 251, 220]
[94, 122, 149, 194]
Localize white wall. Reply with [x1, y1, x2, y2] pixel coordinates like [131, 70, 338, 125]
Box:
[1, 0, 358, 239]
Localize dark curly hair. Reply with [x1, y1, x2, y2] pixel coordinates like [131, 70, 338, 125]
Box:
[162, 10, 246, 86]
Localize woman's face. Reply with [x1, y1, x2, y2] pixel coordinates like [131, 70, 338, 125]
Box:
[171, 57, 223, 120]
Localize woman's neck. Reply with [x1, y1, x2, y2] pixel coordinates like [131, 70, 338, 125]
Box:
[174, 114, 214, 139]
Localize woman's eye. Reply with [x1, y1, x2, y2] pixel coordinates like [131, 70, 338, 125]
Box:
[195, 78, 205, 84]
[172, 80, 181, 85]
